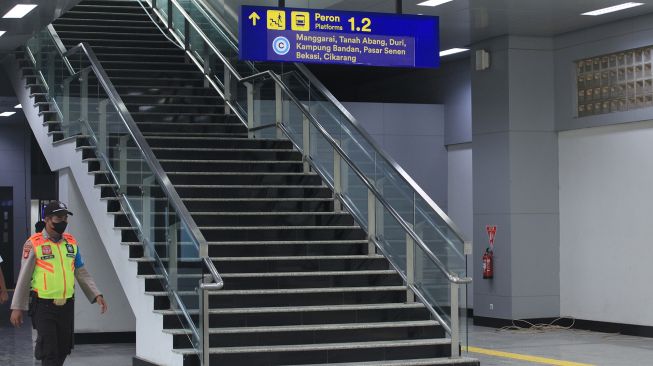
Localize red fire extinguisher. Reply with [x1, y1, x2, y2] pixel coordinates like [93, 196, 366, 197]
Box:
[482, 248, 494, 279]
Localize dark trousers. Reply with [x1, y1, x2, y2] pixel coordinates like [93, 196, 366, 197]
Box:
[31, 297, 74, 366]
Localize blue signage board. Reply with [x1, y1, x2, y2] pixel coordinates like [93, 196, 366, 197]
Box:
[239, 6, 439, 68]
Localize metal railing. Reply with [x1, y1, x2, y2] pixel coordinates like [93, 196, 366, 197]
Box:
[140, 0, 472, 359]
[24, 24, 223, 364]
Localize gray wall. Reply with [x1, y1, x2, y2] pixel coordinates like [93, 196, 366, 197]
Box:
[435, 60, 472, 145]
[341, 102, 447, 209]
[0, 109, 31, 283]
[559, 120, 653, 326]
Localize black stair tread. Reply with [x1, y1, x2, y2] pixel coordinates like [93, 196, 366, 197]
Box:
[99, 184, 324, 189]
[60, 10, 150, 17]
[132, 254, 385, 262]
[294, 358, 479, 366]
[155, 302, 426, 315]
[69, 4, 143, 9]
[122, 94, 223, 99]
[117, 225, 359, 230]
[140, 270, 397, 280]
[164, 172, 319, 176]
[55, 18, 153, 23]
[54, 24, 158, 31]
[62, 45, 181, 52]
[103, 197, 332, 202]
[124, 102, 224, 107]
[123, 239, 365, 246]
[141, 132, 247, 137]
[91, 159, 298, 164]
[61, 38, 173, 45]
[112, 211, 347, 216]
[173, 338, 449, 355]
[146, 286, 408, 297]
[114, 84, 209, 89]
[165, 320, 439, 334]
[56, 31, 164, 37]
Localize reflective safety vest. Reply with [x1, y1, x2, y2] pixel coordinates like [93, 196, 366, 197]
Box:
[30, 232, 78, 299]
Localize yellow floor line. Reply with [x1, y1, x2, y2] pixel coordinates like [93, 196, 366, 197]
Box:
[466, 346, 596, 366]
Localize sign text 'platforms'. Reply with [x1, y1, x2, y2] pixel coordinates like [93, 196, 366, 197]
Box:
[239, 6, 440, 68]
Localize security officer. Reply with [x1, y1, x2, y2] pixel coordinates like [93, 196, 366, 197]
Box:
[10, 201, 108, 366]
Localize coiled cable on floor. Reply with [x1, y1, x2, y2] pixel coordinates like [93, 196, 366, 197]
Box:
[498, 316, 576, 333]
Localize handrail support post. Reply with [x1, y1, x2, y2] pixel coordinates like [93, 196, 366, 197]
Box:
[98, 99, 109, 163]
[184, 19, 190, 51]
[302, 114, 310, 173]
[224, 64, 231, 115]
[118, 135, 128, 190]
[167, 207, 179, 297]
[167, 0, 172, 29]
[333, 149, 342, 212]
[275, 83, 283, 139]
[406, 231, 415, 303]
[80, 68, 90, 135]
[367, 189, 376, 255]
[62, 78, 71, 135]
[198, 280, 210, 366]
[245, 82, 255, 137]
[450, 282, 460, 358]
[142, 175, 154, 259]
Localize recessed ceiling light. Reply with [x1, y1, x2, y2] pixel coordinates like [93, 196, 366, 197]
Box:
[417, 0, 453, 7]
[0, 112, 16, 117]
[581, 2, 643, 16]
[440, 48, 469, 57]
[3, 4, 38, 19]
[14, 104, 22, 109]
[0, 31, 5, 37]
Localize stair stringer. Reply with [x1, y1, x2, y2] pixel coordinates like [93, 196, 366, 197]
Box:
[3, 53, 185, 366]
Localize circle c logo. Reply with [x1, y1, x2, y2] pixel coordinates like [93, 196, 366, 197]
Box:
[272, 36, 291, 56]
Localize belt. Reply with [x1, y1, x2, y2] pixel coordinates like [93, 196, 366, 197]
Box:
[32, 293, 74, 306]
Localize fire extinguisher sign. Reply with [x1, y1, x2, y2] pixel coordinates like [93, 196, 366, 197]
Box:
[486, 225, 497, 250]
[483, 225, 496, 279]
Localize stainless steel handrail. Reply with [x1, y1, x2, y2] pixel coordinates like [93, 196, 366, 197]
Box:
[180, 0, 469, 245]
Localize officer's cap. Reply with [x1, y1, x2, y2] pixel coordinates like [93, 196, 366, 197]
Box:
[43, 201, 74, 217]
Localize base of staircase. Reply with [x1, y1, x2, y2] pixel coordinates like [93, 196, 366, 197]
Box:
[74, 331, 136, 344]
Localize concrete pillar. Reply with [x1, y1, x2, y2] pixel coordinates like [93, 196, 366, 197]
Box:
[472, 36, 560, 321]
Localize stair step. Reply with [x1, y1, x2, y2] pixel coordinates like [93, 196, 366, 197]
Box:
[124, 239, 366, 246]
[141, 270, 397, 280]
[155, 302, 426, 316]
[132, 255, 385, 263]
[174, 338, 449, 355]
[166, 320, 439, 335]
[146, 286, 408, 297]
[295, 358, 479, 366]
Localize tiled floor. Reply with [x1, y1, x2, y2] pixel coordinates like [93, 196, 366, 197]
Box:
[467, 323, 653, 365]
[0, 320, 134, 366]
[2, 309, 653, 365]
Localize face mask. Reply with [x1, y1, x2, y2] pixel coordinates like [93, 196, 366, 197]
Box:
[52, 221, 67, 235]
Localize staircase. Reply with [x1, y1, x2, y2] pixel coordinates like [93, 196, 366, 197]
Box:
[10, 0, 478, 365]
